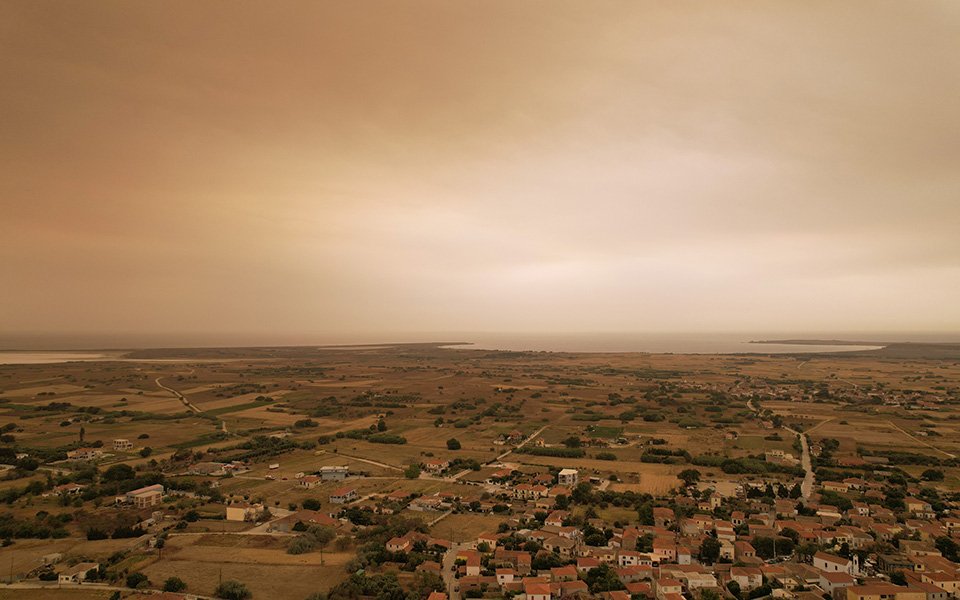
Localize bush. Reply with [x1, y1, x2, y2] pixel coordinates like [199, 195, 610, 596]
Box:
[367, 434, 407, 445]
[126, 572, 149, 588]
[216, 580, 252, 600]
[164, 576, 187, 592]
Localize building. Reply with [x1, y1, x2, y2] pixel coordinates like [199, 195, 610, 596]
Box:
[558, 469, 579, 486]
[299, 475, 321, 489]
[845, 585, 925, 600]
[422, 459, 450, 474]
[51, 483, 85, 496]
[730, 567, 764, 591]
[226, 502, 263, 522]
[319, 465, 349, 481]
[125, 484, 164, 509]
[113, 439, 134, 451]
[820, 572, 856, 597]
[66, 448, 103, 461]
[330, 487, 358, 504]
[814, 552, 856, 575]
[268, 509, 337, 533]
[188, 462, 227, 476]
[58, 562, 100, 583]
[525, 581, 552, 600]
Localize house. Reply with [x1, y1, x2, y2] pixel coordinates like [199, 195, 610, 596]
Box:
[820, 571, 856, 597]
[735, 541, 756, 562]
[551, 565, 578, 582]
[319, 465, 349, 481]
[655, 578, 685, 600]
[577, 557, 601, 573]
[814, 552, 856, 575]
[299, 475, 321, 489]
[51, 483, 85, 496]
[189, 462, 227, 476]
[845, 585, 925, 600]
[113, 439, 133, 451]
[386, 536, 412, 553]
[226, 502, 263, 522]
[514, 484, 549, 499]
[496, 568, 515, 586]
[525, 581, 552, 600]
[330, 487, 358, 504]
[460, 551, 481, 576]
[730, 567, 763, 591]
[66, 448, 103, 461]
[654, 507, 675, 528]
[422, 459, 450, 474]
[427, 593, 447, 600]
[919, 572, 960, 596]
[823, 481, 850, 493]
[905, 498, 935, 519]
[558, 469, 579, 486]
[125, 484, 164, 509]
[268, 510, 337, 533]
[58, 562, 99, 583]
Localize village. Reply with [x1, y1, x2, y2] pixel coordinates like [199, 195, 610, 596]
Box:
[1, 344, 959, 600]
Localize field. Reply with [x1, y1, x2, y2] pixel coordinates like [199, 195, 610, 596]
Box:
[1, 342, 960, 599]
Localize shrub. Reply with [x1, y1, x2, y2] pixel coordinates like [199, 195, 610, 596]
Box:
[164, 576, 187, 592]
[216, 580, 252, 600]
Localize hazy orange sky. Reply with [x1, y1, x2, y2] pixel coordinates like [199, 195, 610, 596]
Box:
[2, 1, 959, 342]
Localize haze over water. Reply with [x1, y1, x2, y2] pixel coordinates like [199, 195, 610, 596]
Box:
[6, 331, 958, 358]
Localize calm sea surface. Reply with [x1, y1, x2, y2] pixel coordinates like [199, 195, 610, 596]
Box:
[0, 352, 109, 365]
[2, 332, 956, 362]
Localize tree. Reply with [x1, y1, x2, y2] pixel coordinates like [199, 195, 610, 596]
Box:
[637, 502, 654, 526]
[701, 589, 722, 600]
[890, 571, 907, 586]
[789, 483, 802, 499]
[302, 498, 321, 511]
[126, 572, 149, 588]
[79, 426, 85, 442]
[563, 436, 582, 448]
[140, 447, 153, 458]
[922, 469, 945, 481]
[102, 463, 135, 482]
[311, 525, 336, 564]
[216, 580, 253, 600]
[936, 536, 960, 562]
[727, 580, 742, 600]
[585, 563, 625, 593]
[164, 576, 187, 592]
[446, 438, 461, 450]
[404, 464, 421, 479]
[700, 537, 721, 564]
[377, 418, 387, 432]
[677, 469, 701, 486]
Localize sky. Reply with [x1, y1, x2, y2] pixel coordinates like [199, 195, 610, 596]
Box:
[2, 1, 959, 344]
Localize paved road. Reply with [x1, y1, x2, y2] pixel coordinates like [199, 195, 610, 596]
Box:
[783, 427, 814, 501]
[442, 542, 470, 600]
[749, 398, 813, 501]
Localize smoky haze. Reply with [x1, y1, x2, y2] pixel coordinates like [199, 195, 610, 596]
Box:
[2, 1, 959, 342]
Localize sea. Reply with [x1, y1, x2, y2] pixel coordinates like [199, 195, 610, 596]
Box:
[2, 331, 956, 364]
